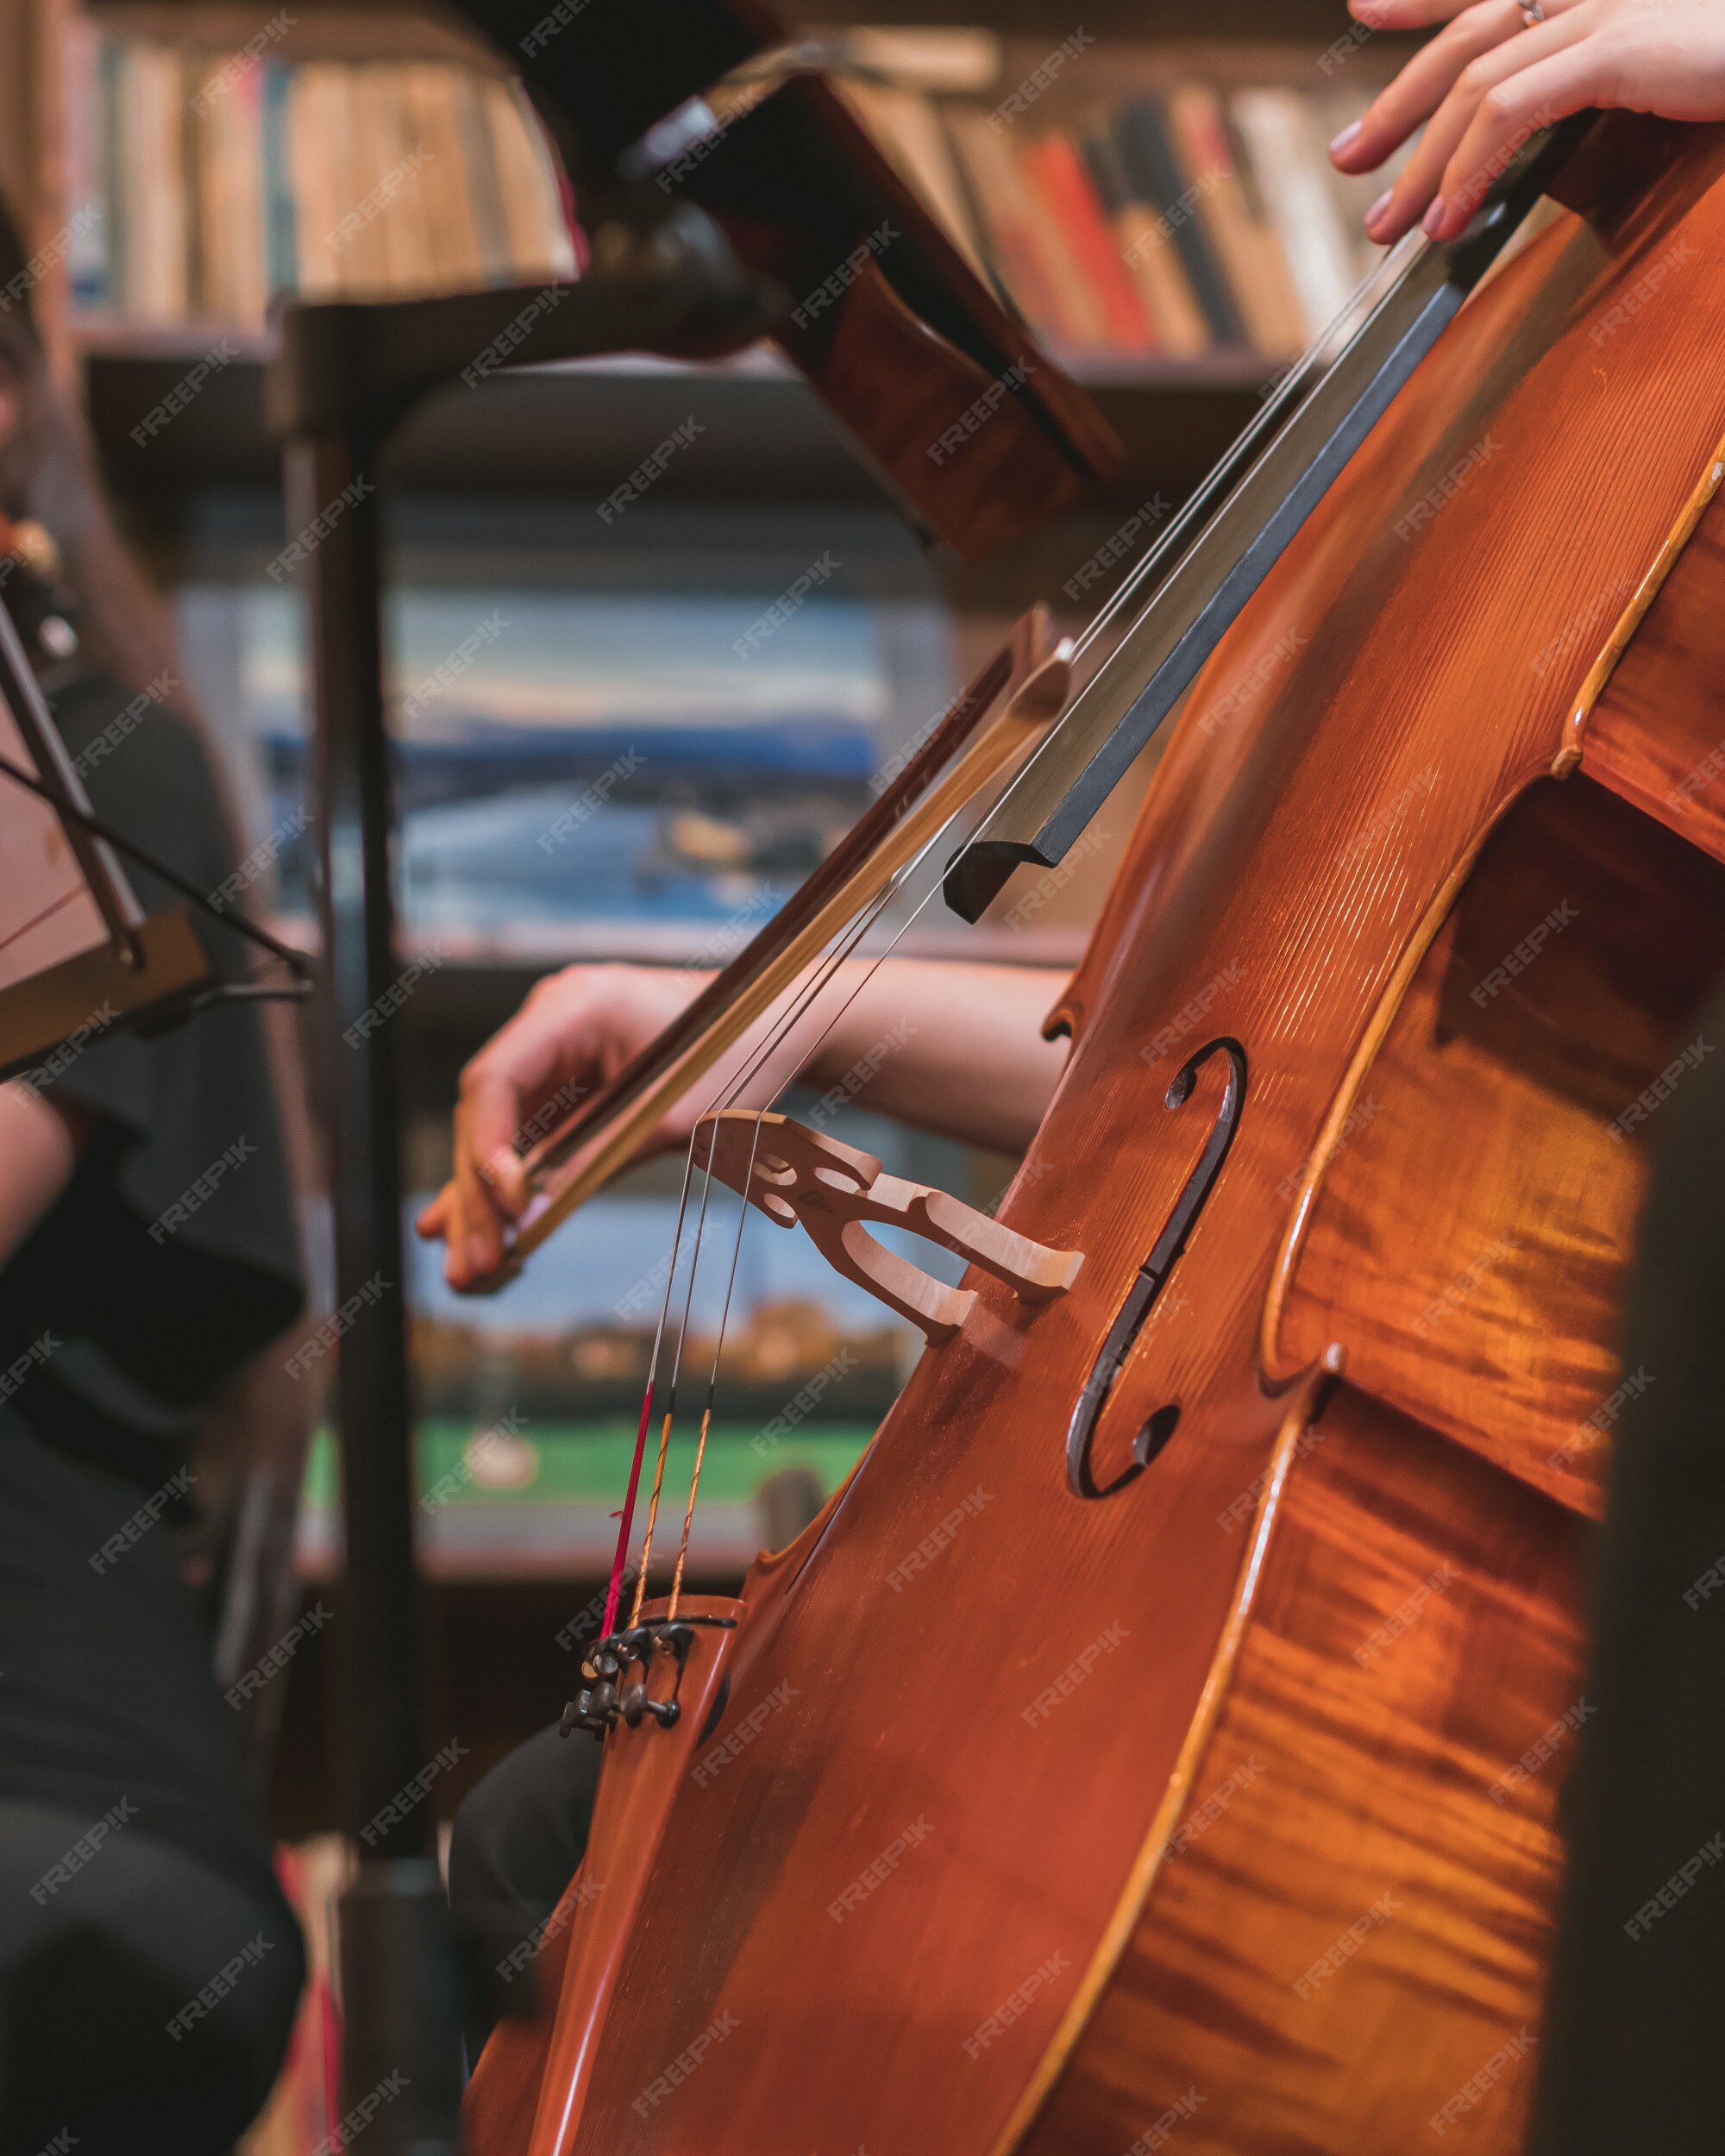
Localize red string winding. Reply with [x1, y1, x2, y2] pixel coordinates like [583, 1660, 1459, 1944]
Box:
[601, 1378, 654, 1639]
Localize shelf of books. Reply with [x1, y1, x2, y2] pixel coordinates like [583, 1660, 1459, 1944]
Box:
[56, 12, 1402, 498]
[63, 12, 1396, 354]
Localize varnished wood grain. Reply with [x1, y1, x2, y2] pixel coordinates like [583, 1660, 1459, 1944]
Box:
[1276, 774, 1725, 1518]
[466, 1596, 742, 2156]
[1584, 492, 1725, 861]
[1019, 1385, 1584, 2156]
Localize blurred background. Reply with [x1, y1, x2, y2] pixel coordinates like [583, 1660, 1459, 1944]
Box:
[0, 3, 1408, 2132]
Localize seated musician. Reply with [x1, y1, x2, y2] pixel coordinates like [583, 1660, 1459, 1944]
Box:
[0, 273, 306, 2146]
[418, 0, 1725, 2065]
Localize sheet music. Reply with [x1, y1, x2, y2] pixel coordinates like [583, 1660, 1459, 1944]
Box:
[0, 699, 112, 999]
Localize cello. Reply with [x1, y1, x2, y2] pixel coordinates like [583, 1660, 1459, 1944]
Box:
[461, 107, 1725, 2156]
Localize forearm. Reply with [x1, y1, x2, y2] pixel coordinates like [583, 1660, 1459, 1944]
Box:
[800, 959, 1070, 1155]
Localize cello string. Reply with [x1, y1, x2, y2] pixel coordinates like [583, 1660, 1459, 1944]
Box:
[599, 1137, 698, 1638]
[597, 235, 1436, 1611]
[609, 881, 905, 1631]
[635, 871, 922, 1614]
[652, 832, 1003, 1578]
[1072, 231, 1426, 663]
[666, 1108, 768, 1620]
[608, 884, 897, 1621]
[625, 1088, 731, 1626]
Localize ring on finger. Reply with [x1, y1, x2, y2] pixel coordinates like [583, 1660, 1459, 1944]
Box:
[1517, 2, 1545, 22]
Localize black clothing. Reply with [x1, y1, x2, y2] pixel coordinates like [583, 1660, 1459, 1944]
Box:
[1529, 976, 1725, 2153]
[0, 669, 307, 2140]
[0, 1413, 293, 1915]
[0, 1796, 304, 2156]
[448, 1722, 603, 2061]
[0, 672, 302, 1882]
[0, 670, 302, 1484]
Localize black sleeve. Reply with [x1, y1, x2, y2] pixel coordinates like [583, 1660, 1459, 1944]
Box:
[2, 673, 304, 1418]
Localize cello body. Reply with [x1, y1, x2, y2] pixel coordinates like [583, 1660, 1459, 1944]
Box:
[469, 120, 1725, 2155]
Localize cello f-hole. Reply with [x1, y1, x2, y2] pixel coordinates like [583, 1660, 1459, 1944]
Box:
[1064, 1038, 1246, 1499]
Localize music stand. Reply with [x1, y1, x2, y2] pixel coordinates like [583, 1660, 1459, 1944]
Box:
[0, 596, 209, 1082]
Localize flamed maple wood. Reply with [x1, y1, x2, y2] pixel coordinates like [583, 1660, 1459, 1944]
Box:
[1273, 769, 1725, 1520]
[466, 118, 1725, 2156]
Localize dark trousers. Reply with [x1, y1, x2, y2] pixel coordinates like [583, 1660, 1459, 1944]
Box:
[0, 1801, 304, 2156]
[447, 1720, 603, 2064]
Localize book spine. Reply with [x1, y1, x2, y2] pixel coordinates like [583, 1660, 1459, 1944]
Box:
[229, 65, 270, 328]
[1231, 88, 1358, 342]
[1164, 85, 1302, 358]
[182, 52, 207, 319]
[1115, 100, 1246, 348]
[401, 63, 484, 293]
[98, 37, 127, 316]
[287, 65, 342, 299]
[63, 14, 108, 310]
[493, 78, 579, 281]
[1025, 131, 1157, 354]
[943, 109, 1069, 347]
[1004, 135, 1109, 348]
[937, 104, 1013, 311]
[260, 60, 298, 305]
[455, 72, 514, 286]
[1215, 94, 1308, 354]
[1081, 126, 1209, 359]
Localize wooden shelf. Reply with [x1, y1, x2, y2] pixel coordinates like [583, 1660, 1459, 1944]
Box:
[81, 325, 1279, 523]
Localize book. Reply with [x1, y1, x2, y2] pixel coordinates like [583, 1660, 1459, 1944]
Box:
[260, 60, 298, 304]
[402, 62, 486, 295]
[1231, 86, 1358, 340]
[943, 106, 1070, 343]
[833, 26, 1001, 96]
[194, 55, 268, 326]
[938, 104, 1012, 308]
[1080, 122, 1208, 358]
[118, 41, 191, 322]
[1006, 134, 1112, 349]
[62, 10, 108, 309]
[286, 63, 345, 300]
[97, 36, 126, 312]
[75, 33, 579, 325]
[455, 72, 515, 286]
[1115, 99, 1247, 350]
[484, 77, 577, 284]
[1165, 85, 1305, 358]
[1022, 132, 1156, 354]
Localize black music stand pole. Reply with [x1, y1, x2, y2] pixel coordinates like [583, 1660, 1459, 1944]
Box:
[267, 204, 780, 2147]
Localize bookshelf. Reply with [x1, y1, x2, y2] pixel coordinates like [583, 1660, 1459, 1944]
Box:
[3, 3, 1414, 504]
